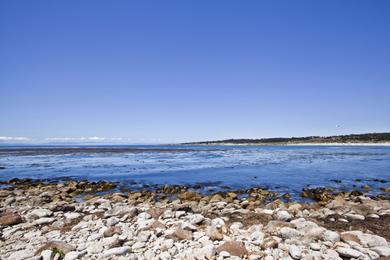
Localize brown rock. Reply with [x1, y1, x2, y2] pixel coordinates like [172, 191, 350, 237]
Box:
[103, 226, 122, 237]
[0, 212, 23, 226]
[147, 208, 166, 219]
[217, 241, 248, 257]
[179, 191, 201, 201]
[206, 226, 224, 241]
[209, 194, 224, 203]
[261, 237, 279, 250]
[169, 227, 192, 241]
[150, 220, 166, 230]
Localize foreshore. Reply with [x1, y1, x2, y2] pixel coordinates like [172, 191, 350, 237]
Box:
[1, 179, 390, 260]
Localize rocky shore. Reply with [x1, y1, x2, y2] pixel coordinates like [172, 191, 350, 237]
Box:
[1, 179, 390, 260]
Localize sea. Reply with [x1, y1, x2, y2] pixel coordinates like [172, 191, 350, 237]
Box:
[0, 145, 389, 199]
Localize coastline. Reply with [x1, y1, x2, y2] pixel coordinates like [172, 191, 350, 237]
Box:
[183, 142, 390, 147]
[1, 179, 390, 259]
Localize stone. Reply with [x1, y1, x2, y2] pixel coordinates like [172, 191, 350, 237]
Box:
[323, 230, 340, 243]
[274, 210, 292, 221]
[159, 251, 171, 260]
[170, 227, 192, 241]
[64, 251, 86, 260]
[280, 227, 301, 239]
[372, 246, 390, 256]
[336, 247, 363, 258]
[103, 226, 122, 237]
[289, 244, 302, 259]
[34, 217, 55, 225]
[137, 230, 151, 242]
[132, 242, 145, 250]
[341, 231, 388, 248]
[102, 246, 130, 257]
[217, 241, 248, 257]
[87, 243, 104, 254]
[41, 250, 53, 260]
[0, 212, 23, 226]
[29, 208, 53, 219]
[345, 213, 365, 220]
[261, 237, 278, 250]
[64, 212, 81, 220]
[189, 214, 204, 225]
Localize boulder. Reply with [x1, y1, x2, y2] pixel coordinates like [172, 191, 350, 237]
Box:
[217, 241, 248, 257]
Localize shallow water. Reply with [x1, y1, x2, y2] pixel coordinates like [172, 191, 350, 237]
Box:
[0, 145, 389, 198]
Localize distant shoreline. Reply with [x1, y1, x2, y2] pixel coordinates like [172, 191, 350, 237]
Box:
[184, 142, 390, 146]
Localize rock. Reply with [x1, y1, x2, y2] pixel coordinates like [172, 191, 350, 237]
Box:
[0, 212, 23, 226]
[336, 247, 364, 258]
[194, 244, 216, 259]
[41, 250, 53, 260]
[372, 246, 390, 256]
[64, 251, 86, 260]
[64, 212, 81, 220]
[102, 246, 130, 257]
[217, 241, 248, 257]
[341, 231, 388, 248]
[132, 242, 145, 250]
[159, 251, 171, 260]
[209, 194, 224, 202]
[289, 244, 302, 259]
[137, 230, 151, 242]
[345, 213, 365, 220]
[261, 237, 278, 250]
[36, 241, 76, 255]
[323, 230, 340, 243]
[34, 217, 55, 225]
[274, 210, 292, 221]
[29, 208, 53, 219]
[206, 225, 224, 241]
[280, 227, 301, 239]
[103, 226, 122, 237]
[189, 214, 204, 225]
[170, 227, 192, 241]
[87, 243, 104, 254]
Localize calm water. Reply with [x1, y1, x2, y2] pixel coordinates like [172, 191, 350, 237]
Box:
[0, 145, 389, 198]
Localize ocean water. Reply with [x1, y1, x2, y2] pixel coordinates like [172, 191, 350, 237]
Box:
[0, 145, 389, 198]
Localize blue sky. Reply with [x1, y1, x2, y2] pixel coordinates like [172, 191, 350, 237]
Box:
[1, 1, 389, 143]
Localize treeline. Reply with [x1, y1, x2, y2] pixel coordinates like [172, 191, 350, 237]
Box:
[184, 132, 390, 145]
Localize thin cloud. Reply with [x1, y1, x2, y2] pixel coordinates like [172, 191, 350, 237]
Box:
[0, 136, 31, 142]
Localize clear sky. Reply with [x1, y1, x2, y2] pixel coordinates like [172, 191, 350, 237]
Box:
[1, 1, 389, 143]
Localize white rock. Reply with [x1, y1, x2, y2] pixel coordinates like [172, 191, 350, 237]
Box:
[372, 246, 390, 256]
[64, 251, 86, 260]
[189, 214, 204, 225]
[159, 251, 171, 260]
[137, 230, 151, 242]
[132, 242, 146, 250]
[280, 227, 301, 239]
[175, 211, 186, 218]
[87, 243, 104, 254]
[289, 244, 301, 259]
[64, 212, 81, 220]
[345, 213, 365, 220]
[41, 249, 53, 260]
[323, 230, 340, 243]
[274, 210, 292, 221]
[102, 246, 130, 257]
[193, 244, 216, 259]
[34, 217, 55, 225]
[29, 208, 53, 218]
[336, 247, 363, 258]
[219, 251, 231, 257]
[341, 231, 388, 248]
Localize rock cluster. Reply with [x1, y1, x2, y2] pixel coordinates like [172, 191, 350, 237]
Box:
[1, 180, 390, 259]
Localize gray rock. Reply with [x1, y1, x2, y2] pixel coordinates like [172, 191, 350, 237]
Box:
[280, 227, 301, 239]
[189, 214, 204, 225]
[289, 244, 301, 259]
[372, 246, 390, 257]
[41, 250, 53, 260]
[336, 247, 364, 258]
[102, 246, 130, 257]
[274, 210, 292, 221]
[323, 230, 340, 243]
